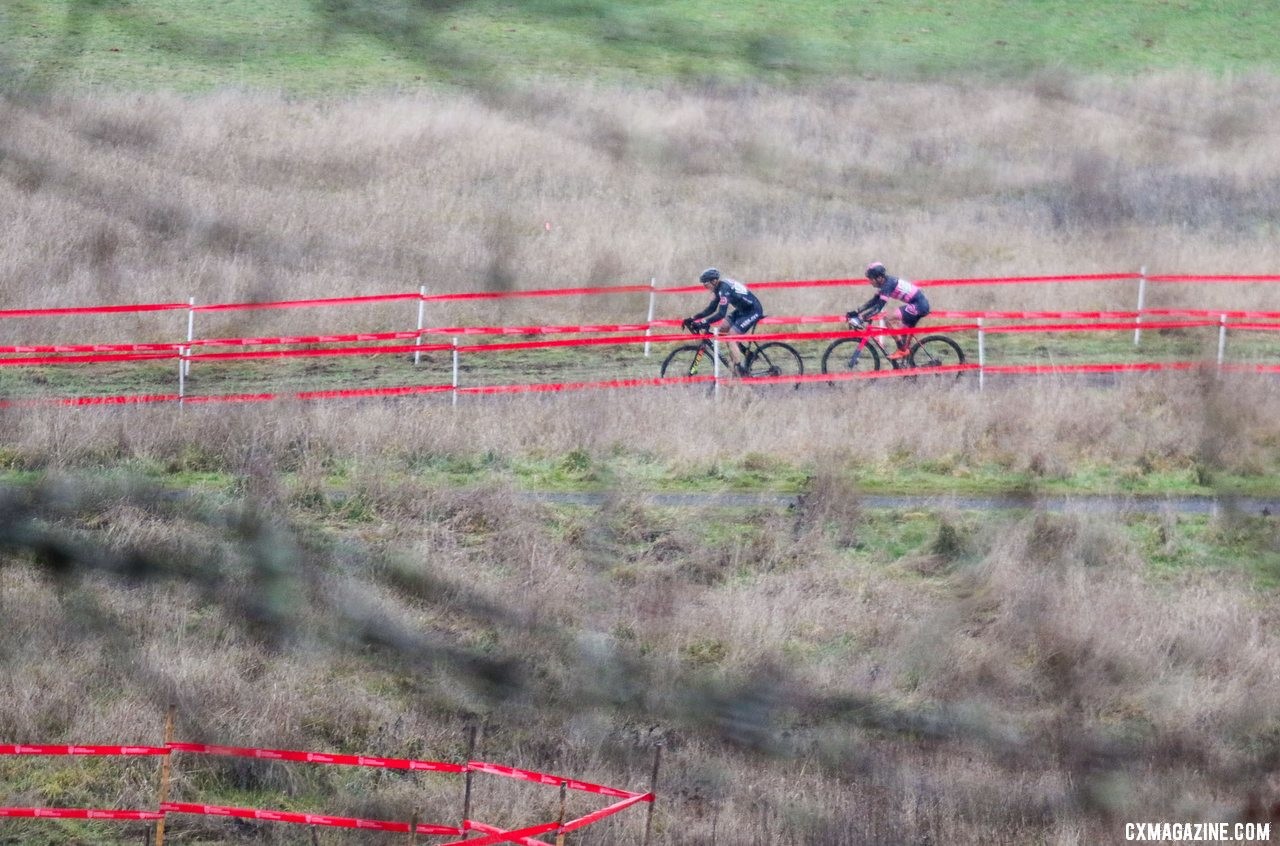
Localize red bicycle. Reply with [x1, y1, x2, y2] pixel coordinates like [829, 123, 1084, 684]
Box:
[819, 315, 965, 380]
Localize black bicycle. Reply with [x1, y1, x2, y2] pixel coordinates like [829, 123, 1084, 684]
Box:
[661, 325, 804, 385]
[820, 316, 965, 380]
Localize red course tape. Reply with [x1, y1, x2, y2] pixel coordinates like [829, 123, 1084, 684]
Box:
[1148, 274, 1280, 283]
[467, 761, 643, 798]
[561, 793, 654, 833]
[450, 821, 561, 846]
[0, 808, 164, 821]
[0, 744, 168, 756]
[3, 273, 1277, 325]
[463, 821, 556, 846]
[0, 303, 186, 319]
[161, 802, 461, 835]
[168, 742, 465, 772]
[3, 743, 652, 840]
[193, 293, 421, 312]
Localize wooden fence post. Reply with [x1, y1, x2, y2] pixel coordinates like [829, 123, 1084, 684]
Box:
[554, 781, 567, 846]
[154, 704, 176, 846]
[641, 745, 662, 846]
[461, 723, 479, 838]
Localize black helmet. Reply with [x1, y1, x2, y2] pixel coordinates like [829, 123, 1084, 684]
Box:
[865, 262, 887, 281]
[699, 267, 721, 284]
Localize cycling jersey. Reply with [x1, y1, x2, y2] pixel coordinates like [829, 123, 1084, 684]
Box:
[692, 277, 764, 330]
[858, 274, 929, 325]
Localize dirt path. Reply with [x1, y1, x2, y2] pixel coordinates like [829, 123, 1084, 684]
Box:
[526, 490, 1279, 516]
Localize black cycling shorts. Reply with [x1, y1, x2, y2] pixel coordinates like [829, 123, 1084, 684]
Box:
[728, 308, 763, 334]
[898, 294, 930, 328]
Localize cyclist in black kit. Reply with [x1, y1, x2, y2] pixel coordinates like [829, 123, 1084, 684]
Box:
[682, 267, 765, 376]
[847, 261, 931, 360]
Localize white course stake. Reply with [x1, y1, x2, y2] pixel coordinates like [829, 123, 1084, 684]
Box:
[184, 296, 195, 378]
[643, 277, 657, 358]
[452, 337, 459, 407]
[1133, 266, 1147, 346]
[1217, 314, 1227, 369]
[414, 285, 427, 366]
[712, 328, 720, 399]
[977, 317, 986, 392]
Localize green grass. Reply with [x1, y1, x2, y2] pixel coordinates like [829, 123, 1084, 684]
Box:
[1131, 512, 1280, 588]
[5, 0, 1280, 93]
[554, 501, 1280, 589]
[824, 509, 1280, 592]
[8, 439, 1275, 507]
[1, 324, 1272, 403]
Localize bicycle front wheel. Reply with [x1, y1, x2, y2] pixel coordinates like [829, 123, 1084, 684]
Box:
[660, 344, 727, 379]
[745, 342, 804, 387]
[910, 335, 966, 378]
[820, 338, 881, 383]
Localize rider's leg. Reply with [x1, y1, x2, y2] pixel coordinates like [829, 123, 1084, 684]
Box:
[899, 296, 929, 352]
[718, 320, 746, 374]
[726, 311, 761, 376]
[887, 310, 911, 359]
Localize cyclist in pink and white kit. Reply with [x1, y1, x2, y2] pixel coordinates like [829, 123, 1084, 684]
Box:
[846, 262, 931, 360]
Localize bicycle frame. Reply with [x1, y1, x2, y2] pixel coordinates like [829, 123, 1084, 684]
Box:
[690, 329, 758, 367]
[822, 321, 966, 380]
[662, 324, 804, 384]
[841, 328, 903, 368]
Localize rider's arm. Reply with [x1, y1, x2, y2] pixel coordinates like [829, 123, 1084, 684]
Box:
[857, 276, 898, 319]
[857, 293, 885, 320]
[692, 289, 729, 326]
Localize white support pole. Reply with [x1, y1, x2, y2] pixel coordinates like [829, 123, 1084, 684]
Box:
[451, 337, 459, 407]
[414, 285, 427, 366]
[1217, 314, 1227, 369]
[1133, 266, 1147, 346]
[977, 318, 986, 392]
[643, 277, 657, 358]
[712, 328, 720, 399]
[184, 296, 195, 377]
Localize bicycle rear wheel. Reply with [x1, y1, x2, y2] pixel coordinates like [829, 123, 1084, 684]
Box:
[909, 335, 966, 378]
[820, 338, 881, 384]
[745, 342, 804, 387]
[661, 344, 727, 379]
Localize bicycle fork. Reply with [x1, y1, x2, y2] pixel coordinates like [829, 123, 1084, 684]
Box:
[689, 341, 717, 376]
[846, 337, 872, 369]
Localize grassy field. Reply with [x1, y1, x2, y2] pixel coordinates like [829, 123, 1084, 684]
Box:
[0, 317, 1275, 406]
[6, 0, 1280, 92]
[2, 442, 1279, 843]
[3, 2, 1280, 844]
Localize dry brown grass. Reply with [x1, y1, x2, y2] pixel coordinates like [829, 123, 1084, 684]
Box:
[1, 369, 1276, 489]
[3, 469, 1279, 844]
[2, 71, 1280, 844]
[3, 73, 1280, 347]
